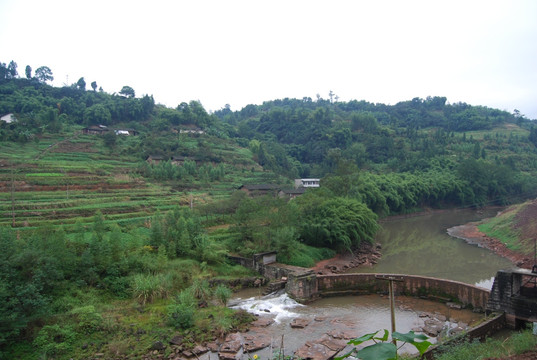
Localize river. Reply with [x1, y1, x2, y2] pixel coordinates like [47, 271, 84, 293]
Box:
[349, 208, 513, 289]
[224, 208, 514, 359]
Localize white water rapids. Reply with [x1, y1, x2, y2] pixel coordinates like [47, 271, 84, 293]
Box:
[230, 291, 304, 323]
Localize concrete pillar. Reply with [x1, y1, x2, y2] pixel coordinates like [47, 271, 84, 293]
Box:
[286, 272, 318, 303]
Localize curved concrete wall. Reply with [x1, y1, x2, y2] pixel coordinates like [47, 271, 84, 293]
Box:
[316, 273, 491, 310]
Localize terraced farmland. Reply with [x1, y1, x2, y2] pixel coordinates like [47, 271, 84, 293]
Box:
[0, 130, 278, 230]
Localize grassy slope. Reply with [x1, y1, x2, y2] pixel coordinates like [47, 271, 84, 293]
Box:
[478, 200, 537, 256]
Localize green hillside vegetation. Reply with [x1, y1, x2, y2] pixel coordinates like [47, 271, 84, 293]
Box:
[2, 60, 537, 358]
[478, 200, 537, 255]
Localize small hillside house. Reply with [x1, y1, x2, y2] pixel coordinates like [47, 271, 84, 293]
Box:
[179, 125, 205, 134]
[0, 113, 16, 124]
[115, 128, 139, 136]
[145, 155, 165, 164]
[279, 187, 306, 200]
[82, 125, 109, 135]
[294, 178, 320, 188]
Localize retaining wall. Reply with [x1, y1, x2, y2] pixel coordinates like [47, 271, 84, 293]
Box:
[423, 313, 506, 359]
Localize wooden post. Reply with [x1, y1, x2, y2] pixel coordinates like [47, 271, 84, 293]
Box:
[376, 275, 404, 345]
[389, 279, 396, 337]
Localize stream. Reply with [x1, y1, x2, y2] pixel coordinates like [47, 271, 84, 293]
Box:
[222, 208, 515, 358]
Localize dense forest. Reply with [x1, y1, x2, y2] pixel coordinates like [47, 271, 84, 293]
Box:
[1, 59, 537, 359]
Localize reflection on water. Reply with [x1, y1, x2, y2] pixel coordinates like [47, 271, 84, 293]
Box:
[350, 208, 514, 288]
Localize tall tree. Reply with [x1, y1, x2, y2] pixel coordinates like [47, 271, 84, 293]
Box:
[6, 61, 18, 79]
[25, 65, 32, 79]
[91, 81, 97, 91]
[35, 66, 54, 83]
[76, 77, 86, 91]
[119, 86, 135, 98]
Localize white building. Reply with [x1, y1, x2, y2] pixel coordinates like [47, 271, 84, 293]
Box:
[0, 113, 16, 124]
[294, 178, 320, 188]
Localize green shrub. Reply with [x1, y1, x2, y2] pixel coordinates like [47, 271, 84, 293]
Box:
[508, 329, 537, 354]
[34, 324, 77, 356]
[214, 284, 232, 306]
[191, 279, 211, 302]
[176, 288, 198, 308]
[132, 273, 171, 305]
[70, 305, 103, 334]
[278, 242, 335, 267]
[104, 275, 131, 298]
[213, 316, 233, 338]
[436, 329, 537, 360]
[167, 303, 194, 330]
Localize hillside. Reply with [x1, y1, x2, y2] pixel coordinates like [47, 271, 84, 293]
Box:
[3, 65, 537, 359]
[0, 129, 285, 229]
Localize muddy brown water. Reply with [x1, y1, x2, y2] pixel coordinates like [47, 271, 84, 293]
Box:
[219, 208, 514, 359]
[349, 208, 514, 288]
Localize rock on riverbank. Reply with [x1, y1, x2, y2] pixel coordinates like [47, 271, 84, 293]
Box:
[310, 242, 382, 275]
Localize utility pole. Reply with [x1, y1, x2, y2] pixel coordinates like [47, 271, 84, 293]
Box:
[376, 275, 404, 345]
[531, 238, 537, 274]
[11, 167, 15, 227]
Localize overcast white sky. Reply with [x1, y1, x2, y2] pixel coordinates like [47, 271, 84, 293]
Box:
[1, 0, 536, 119]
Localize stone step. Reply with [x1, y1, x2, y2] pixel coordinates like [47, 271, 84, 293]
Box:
[263, 280, 287, 295]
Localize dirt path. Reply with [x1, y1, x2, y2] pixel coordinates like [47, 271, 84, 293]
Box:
[34, 131, 81, 160]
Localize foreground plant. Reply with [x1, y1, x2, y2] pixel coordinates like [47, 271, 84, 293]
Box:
[336, 329, 432, 360]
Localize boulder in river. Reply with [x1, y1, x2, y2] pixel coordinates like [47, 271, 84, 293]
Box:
[290, 318, 311, 328]
[252, 317, 274, 327]
[295, 334, 347, 360]
[423, 318, 445, 336]
[219, 332, 242, 359]
[243, 333, 271, 352]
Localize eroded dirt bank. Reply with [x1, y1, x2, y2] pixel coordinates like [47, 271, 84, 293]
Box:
[448, 223, 532, 269]
[448, 201, 537, 270]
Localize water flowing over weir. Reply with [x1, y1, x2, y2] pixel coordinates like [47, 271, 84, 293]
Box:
[230, 291, 305, 323]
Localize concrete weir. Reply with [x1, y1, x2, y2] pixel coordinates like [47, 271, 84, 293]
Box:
[315, 273, 490, 310]
[229, 253, 491, 309]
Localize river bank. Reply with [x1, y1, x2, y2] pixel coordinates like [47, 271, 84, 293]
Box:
[447, 221, 532, 269]
[447, 201, 537, 270]
[309, 241, 382, 275]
